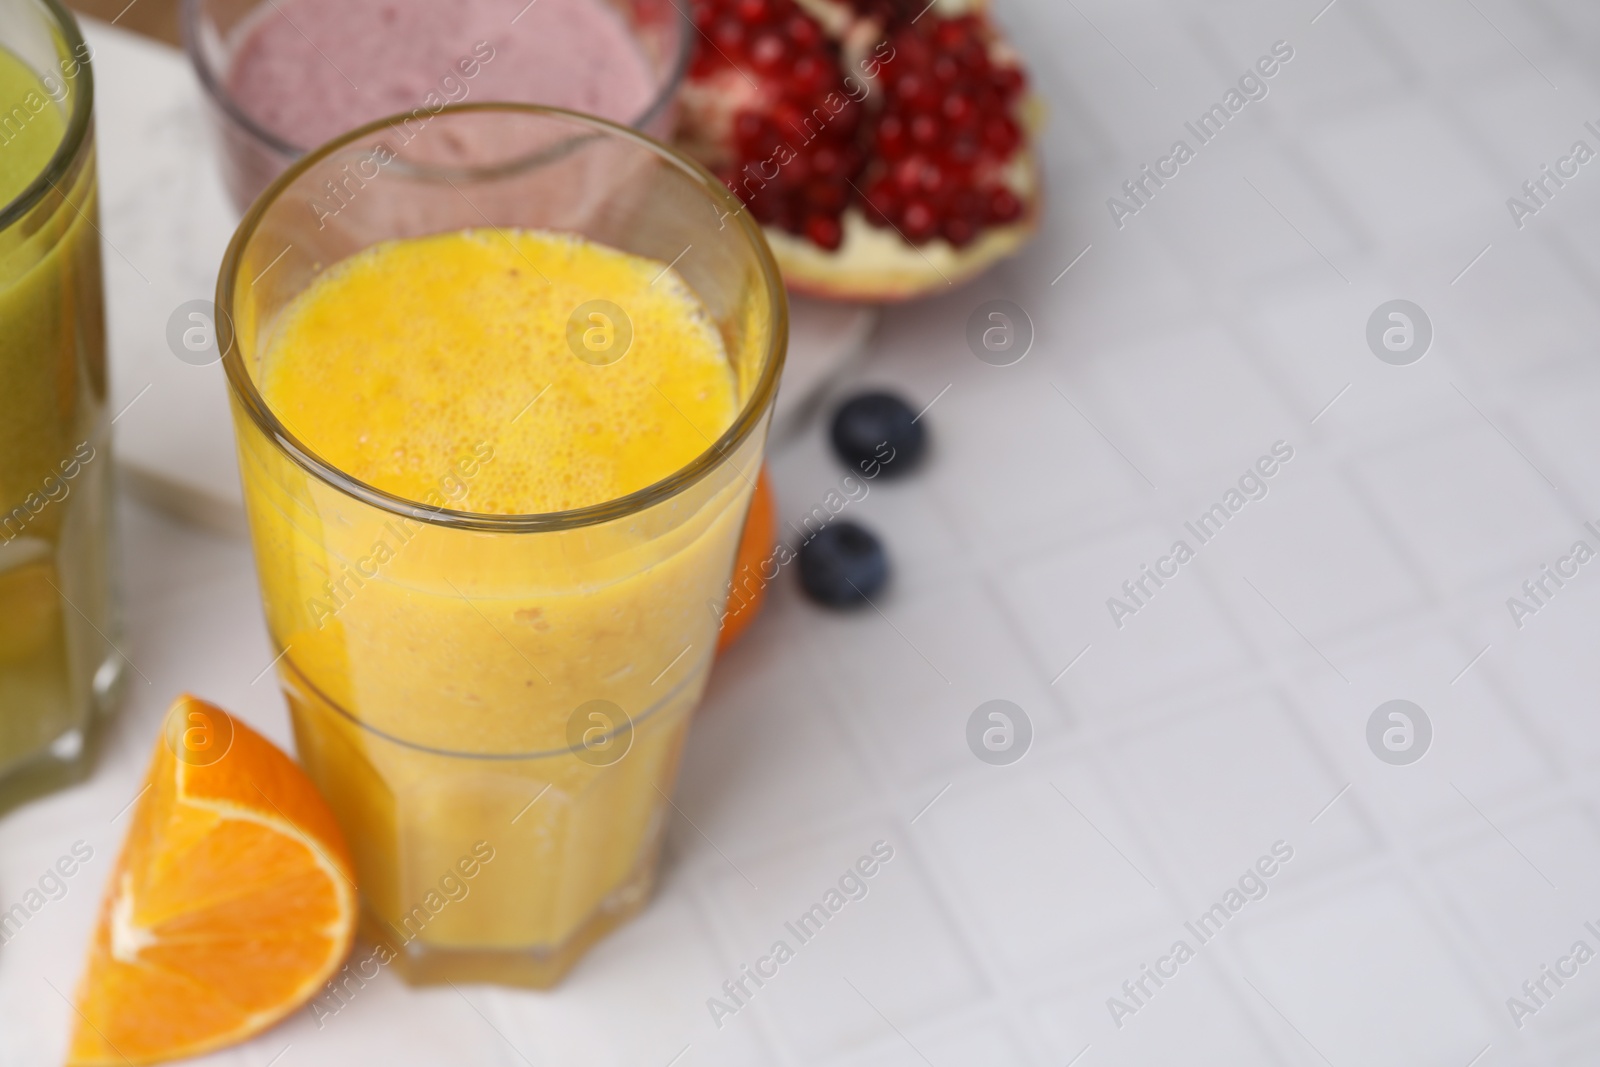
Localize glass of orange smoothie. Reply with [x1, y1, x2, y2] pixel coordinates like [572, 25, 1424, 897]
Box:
[217, 105, 785, 987]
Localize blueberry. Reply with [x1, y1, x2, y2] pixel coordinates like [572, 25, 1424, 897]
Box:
[829, 391, 925, 479]
[798, 522, 889, 608]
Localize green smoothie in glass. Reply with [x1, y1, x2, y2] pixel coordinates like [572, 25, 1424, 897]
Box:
[0, 0, 120, 813]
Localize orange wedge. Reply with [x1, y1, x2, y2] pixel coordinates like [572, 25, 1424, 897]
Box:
[718, 466, 777, 653]
[68, 695, 356, 1066]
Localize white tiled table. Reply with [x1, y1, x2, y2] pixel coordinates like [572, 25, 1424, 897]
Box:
[8, 0, 1600, 1063]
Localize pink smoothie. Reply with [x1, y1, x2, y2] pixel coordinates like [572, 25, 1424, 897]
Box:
[225, 0, 661, 150]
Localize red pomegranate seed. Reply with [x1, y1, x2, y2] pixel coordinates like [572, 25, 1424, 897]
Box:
[894, 71, 932, 108]
[805, 214, 844, 250]
[910, 113, 939, 145]
[894, 32, 930, 69]
[807, 178, 850, 212]
[781, 152, 812, 186]
[875, 113, 908, 158]
[779, 204, 805, 235]
[994, 66, 1025, 99]
[736, 0, 770, 24]
[951, 186, 981, 221]
[941, 93, 975, 126]
[748, 195, 780, 224]
[786, 13, 821, 48]
[734, 111, 766, 148]
[935, 16, 973, 48]
[810, 145, 842, 177]
[982, 114, 1020, 154]
[942, 134, 979, 166]
[711, 16, 746, 54]
[750, 33, 788, 70]
[791, 52, 833, 95]
[892, 156, 924, 194]
[942, 216, 976, 247]
[864, 177, 901, 222]
[901, 199, 937, 241]
[772, 101, 806, 133]
[986, 186, 1022, 223]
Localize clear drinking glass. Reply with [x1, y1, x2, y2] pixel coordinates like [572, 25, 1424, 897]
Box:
[217, 104, 786, 987]
[181, 0, 690, 212]
[0, 0, 121, 815]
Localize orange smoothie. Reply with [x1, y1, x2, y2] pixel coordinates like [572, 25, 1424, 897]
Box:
[239, 228, 753, 983]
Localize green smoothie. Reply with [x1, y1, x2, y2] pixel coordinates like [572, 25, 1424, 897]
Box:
[0, 36, 117, 806]
[0, 42, 63, 199]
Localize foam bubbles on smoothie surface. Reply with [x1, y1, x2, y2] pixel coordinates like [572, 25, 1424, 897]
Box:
[257, 229, 739, 514]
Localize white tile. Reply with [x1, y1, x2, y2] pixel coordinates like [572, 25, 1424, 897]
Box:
[1291, 631, 1553, 834]
[921, 367, 1153, 555]
[818, 1014, 1035, 1067]
[1031, 215, 1205, 348]
[1064, 324, 1301, 488]
[1529, 0, 1600, 41]
[699, 823, 982, 1063]
[681, 618, 879, 857]
[1202, 459, 1429, 649]
[1235, 878, 1497, 1067]
[1527, 0, 1600, 90]
[1424, 805, 1600, 1036]
[1349, 423, 1573, 596]
[1030, 961, 1280, 1067]
[1102, 690, 1370, 893]
[495, 894, 776, 1067]
[1300, 99, 1504, 241]
[1438, 234, 1600, 388]
[915, 753, 1170, 980]
[809, 574, 1064, 789]
[1146, 134, 1361, 291]
[1035, 3, 1203, 156]
[1241, 280, 1489, 445]
[1484, 576, 1600, 773]
[1450, 66, 1588, 178]
[0, 835, 117, 1067]
[115, 498, 295, 756]
[1366, 0, 1535, 80]
[1505, 362, 1600, 514]
[220, 977, 518, 1067]
[994, 524, 1254, 717]
[1210, 5, 1407, 120]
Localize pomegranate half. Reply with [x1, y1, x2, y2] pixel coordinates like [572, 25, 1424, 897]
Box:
[680, 0, 1042, 301]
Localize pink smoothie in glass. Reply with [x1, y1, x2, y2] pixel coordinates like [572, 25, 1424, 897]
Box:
[226, 0, 660, 150]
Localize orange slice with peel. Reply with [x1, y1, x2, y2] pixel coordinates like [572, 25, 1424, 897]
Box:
[68, 695, 356, 1066]
[718, 466, 778, 653]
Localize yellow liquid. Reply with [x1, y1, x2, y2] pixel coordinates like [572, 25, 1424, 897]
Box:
[0, 44, 115, 798]
[245, 229, 751, 978]
[259, 229, 738, 516]
[0, 44, 63, 202]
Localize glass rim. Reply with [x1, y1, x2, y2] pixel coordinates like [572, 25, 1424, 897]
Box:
[178, 0, 693, 161]
[216, 102, 789, 534]
[0, 0, 93, 231]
